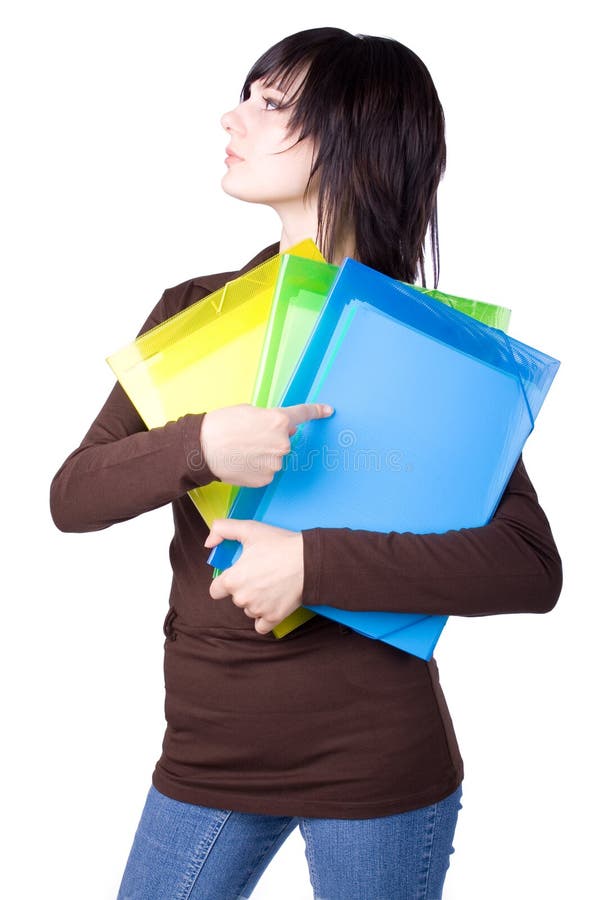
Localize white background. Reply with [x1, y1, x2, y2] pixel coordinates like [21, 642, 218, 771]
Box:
[2, 1, 597, 897]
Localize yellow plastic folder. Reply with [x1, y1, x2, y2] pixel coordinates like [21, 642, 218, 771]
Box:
[106, 240, 325, 526]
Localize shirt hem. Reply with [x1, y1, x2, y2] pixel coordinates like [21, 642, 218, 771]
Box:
[151, 765, 464, 820]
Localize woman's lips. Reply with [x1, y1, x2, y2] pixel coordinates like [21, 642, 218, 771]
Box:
[225, 150, 244, 165]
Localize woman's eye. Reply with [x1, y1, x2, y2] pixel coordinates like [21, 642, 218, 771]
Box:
[262, 96, 280, 111]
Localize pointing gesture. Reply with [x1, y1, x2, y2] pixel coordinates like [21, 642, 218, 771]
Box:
[199, 402, 334, 487]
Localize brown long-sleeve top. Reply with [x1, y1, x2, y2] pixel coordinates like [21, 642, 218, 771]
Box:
[49, 241, 562, 818]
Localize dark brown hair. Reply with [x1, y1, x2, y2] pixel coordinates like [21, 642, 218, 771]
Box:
[242, 27, 446, 287]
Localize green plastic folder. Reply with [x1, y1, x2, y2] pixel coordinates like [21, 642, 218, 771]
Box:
[252, 254, 339, 409]
[410, 285, 511, 330]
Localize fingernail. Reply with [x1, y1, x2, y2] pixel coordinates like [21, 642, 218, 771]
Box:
[322, 405, 334, 414]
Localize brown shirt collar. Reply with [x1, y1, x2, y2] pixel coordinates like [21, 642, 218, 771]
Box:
[191, 241, 280, 293]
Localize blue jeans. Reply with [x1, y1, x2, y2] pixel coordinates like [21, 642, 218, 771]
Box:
[117, 783, 463, 900]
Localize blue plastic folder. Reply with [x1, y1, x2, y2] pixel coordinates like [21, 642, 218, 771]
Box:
[207, 259, 560, 659]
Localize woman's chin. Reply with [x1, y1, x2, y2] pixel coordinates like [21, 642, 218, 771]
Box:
[220, 181, 272, 207]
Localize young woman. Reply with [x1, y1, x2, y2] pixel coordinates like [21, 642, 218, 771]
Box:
[50, 27, 562, 900]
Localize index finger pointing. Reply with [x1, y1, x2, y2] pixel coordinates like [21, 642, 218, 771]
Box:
[280, 403, 334, 428]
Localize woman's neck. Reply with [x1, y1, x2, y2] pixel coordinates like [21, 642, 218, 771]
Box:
[277, 202, 318, 255]
[276, 208, 356, 265]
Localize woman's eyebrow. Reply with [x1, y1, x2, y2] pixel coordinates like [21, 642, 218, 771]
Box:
[254, 77, 286, 94]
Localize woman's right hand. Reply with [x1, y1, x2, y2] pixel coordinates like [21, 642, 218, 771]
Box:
[199, 402, 334, 487]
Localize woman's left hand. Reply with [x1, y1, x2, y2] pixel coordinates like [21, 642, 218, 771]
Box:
[205, 520, 304, 635]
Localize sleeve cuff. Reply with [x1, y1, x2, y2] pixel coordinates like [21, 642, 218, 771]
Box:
[181, 412, 222, 487]
[301, 527, 323, 605]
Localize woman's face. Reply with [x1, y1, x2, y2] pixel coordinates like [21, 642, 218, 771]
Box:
[220, 74, 317, 210]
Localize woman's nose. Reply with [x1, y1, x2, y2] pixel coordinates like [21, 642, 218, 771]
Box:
[220, 106, 244, 134]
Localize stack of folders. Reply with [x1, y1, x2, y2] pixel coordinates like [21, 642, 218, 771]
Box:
[107, 238, 558, 659]
[206, 256, 560, 660]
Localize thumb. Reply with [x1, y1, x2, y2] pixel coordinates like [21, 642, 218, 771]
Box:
[281, 402, 335, 429]
[204, 518, 249, 548]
